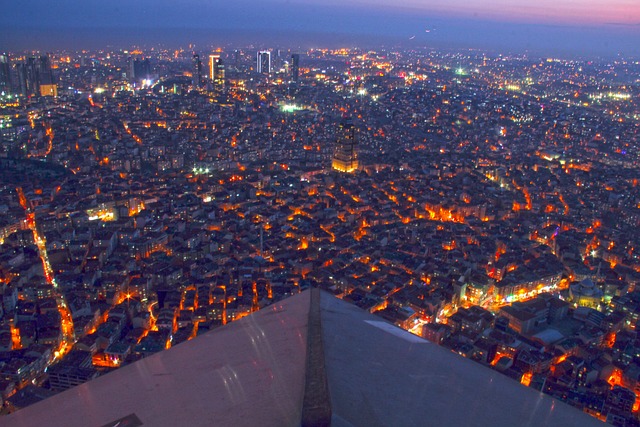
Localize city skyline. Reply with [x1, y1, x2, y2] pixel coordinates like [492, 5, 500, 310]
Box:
[1, 0, 640, 424]
[1, 0, 639, 57]
[1, 45, 639, 423]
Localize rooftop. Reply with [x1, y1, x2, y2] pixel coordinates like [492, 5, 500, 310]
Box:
[1, 290, 605, 427]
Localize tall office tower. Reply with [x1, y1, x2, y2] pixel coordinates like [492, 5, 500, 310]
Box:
[208, 54, 225, 90]
[37, 56, 54, 85]
[332, 119, 359, 173]
[16, 63, 29, 96]
[37, 55, 56, 96]
[128, 57, 135, 82]
[274, 49, 284, 71]
[129, 57, 151, 85]
[192, 54, 203, 88]
[256, 50, 271, 74]
[0, 54, 11, 94]
[17, 57, 36, 96]
[17, 55, 56, 97]
[233, 49, 240, 70]
[290, 54, 300, 81]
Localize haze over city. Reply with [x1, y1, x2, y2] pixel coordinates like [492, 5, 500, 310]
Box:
[2, 0, 640, 57]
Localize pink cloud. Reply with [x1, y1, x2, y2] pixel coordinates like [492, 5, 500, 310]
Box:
[329, 0, 640, 26]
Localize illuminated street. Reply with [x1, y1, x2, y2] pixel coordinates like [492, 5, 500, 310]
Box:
[16, 187, 74, 364]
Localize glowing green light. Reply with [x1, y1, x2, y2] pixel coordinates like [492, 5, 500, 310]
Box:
[281, 104, 301, 113]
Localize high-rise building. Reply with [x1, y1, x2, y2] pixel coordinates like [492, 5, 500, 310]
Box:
[208, 54, 225, 90]
[16, 63, 30, 96]
[37, 56, 57, 97]
[192, 54, 203, 88]
[36, 56, 55, 85]
[332, 119, 359, 173]
[17, 55, 56, 97]
[129, 57, 151, 85]
[257, 50, 271, 74]
[290, 54, 300, 81]
[231, 49, 241, 71]
[0, 53, 11, 94]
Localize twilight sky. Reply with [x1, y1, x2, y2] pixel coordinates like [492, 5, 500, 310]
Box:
[1, 0, 639, 56]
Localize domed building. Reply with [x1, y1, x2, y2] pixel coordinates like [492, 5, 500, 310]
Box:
[569, 278, 603, 309]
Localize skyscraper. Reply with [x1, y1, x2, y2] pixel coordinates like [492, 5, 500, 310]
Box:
[192, 54, 203, 88]
[37, 56, 56, 96]
[232, 49, 241, 71]
[290, 54, 300, 82]
[36, 56, 55, 85]
[0, 53, 11, 94]
[16, 62, 30, 96]
[332, 119, 359, 173]
[129, 57, 151, 85]
[208, 54, 225, 90]
[17, 55, 56, 97]
[257, 50, 271, 74]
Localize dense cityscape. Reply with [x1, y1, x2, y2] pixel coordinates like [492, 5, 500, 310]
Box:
[0, 44, 639, 425]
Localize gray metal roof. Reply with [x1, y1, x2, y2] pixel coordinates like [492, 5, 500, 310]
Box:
[1, 290, 605, 427]
[320, 292, 604, 427]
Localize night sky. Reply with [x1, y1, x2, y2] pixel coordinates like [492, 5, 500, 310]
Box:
[2, 0, 639, 57]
